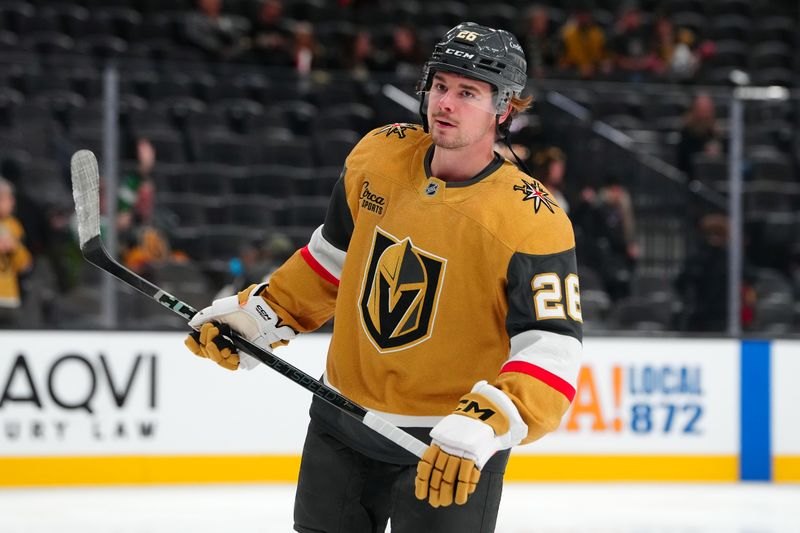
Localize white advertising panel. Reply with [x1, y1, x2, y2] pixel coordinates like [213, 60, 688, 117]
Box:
[772, 340, 800, 456]
[517, 337, 741, 455]
[0, 331, 326, 455]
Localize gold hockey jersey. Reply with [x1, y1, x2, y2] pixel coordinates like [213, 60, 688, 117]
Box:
[0, 216, 32, 308]
[263, 123, 582, 450]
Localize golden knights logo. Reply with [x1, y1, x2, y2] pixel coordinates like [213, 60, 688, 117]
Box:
[359, 227, 446, 353]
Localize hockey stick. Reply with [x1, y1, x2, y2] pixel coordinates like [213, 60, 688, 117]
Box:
[70, 149, 428, 459]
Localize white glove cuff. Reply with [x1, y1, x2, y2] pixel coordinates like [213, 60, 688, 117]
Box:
[470, 380, 528, 448]
[237, 284, 296, 345]
[431, 415, 499, 470]
[187, 283, 296, 350]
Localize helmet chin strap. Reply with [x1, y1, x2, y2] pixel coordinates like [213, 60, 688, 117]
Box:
[497, 115, 532, 176]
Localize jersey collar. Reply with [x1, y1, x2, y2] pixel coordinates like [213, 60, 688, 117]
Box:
[423, 144, 504, 187]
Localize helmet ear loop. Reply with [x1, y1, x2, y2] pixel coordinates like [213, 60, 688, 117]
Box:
[494, 95, 513, 139]
[496, 100, 532, 176]
[417, 63, 434, 133]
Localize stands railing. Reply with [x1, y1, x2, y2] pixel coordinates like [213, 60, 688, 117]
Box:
[536, 81, 724, 278]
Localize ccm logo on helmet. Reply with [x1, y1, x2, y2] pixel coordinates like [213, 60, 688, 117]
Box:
[445, 48, 475, 59]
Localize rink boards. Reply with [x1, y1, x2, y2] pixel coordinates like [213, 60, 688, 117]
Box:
[0, 332, 797, 486]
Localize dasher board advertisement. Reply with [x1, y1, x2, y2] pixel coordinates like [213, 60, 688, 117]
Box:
[0, 332, 766, 484]
[519, 337, 740, 455]
[505, 337, 740, 481]
[0, 331, 327, 456]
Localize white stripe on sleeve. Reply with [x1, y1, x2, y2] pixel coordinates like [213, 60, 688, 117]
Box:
[307, 225, 346, 280]
[506, 330, 582, 389]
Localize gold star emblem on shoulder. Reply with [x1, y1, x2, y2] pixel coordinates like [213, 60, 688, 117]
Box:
[513, 178, 558, 214]
[374, 123, 418, 139]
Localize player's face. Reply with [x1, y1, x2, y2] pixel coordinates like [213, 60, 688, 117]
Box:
[426, 71, 497, 150]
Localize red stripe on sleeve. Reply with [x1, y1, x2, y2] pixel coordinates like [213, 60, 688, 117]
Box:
[300, 246, 340, 287]
[501, 361, 576, 402]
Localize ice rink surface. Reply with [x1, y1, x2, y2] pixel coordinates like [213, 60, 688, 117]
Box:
[1, 482, 799, 532]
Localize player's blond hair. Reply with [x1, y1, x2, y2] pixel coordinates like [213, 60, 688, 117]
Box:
[497, 93, 533, 136]
[509, 93, 534, 118]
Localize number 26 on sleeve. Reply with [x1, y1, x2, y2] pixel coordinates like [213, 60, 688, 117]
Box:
[531, 273, 582, 322]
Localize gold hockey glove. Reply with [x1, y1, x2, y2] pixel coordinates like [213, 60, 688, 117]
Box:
[184, 282, 296, 370]
[185, 322, 239, 370]
[415, 380, 528, 507]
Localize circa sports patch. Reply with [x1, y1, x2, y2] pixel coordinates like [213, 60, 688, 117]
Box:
[373, 123, 418, 139]
[358, 226, 446, 353]
[513, 178, 558, 214]
[359, 181, 387, 215]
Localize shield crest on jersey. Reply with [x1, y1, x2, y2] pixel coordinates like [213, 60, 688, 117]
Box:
[359, 227, 446, 353]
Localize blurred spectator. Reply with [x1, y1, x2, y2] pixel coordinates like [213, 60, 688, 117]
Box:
[117, 138, 157, 235]
[558, 7, 610, 78]
[677, 93, 722, 176]
[184, 0, 251, 61]
[669, 27, 700, 80]
[1, 156, 76, 311]
[291, 21, 324, 75]
[114, 138, 185, 276]
[649, 15, 676, 78]
[650, 17, 714, 81]
[600, 175, 639, 263]
[572, 186, 607, 279]
[382, 25, 426, 79]
[122, 226, 188, 276]
[609, 4, 652, 81]
[675, 214, 729, 332]
[0, 178, 33, 326]
[0, 158, 51, 257]
[520, 5, 559, 79]
[249, 0, 292, 67]
[673, 28, 699, 79]
[338, 30, 381, 79]
[572, 175, 638, 300]
[534, 146, 569, 213]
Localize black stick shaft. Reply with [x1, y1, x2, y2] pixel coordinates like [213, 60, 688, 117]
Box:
[82, 235, 369, 421]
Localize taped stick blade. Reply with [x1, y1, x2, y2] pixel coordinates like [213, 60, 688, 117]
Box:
[70, 149, 101, 249]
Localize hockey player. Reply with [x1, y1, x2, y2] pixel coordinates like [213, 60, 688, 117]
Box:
[185, 22, 582, 533]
